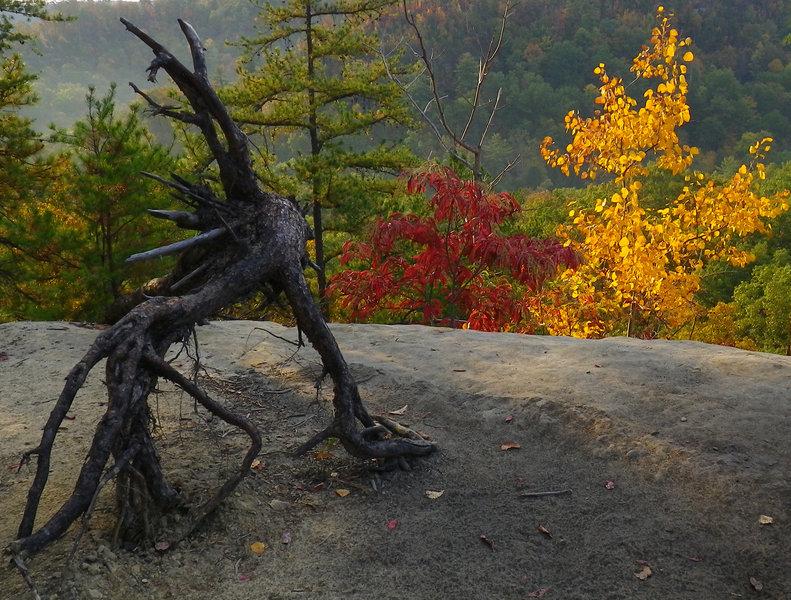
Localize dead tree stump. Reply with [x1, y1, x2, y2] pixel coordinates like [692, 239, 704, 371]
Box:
[7, 18, 435, 566]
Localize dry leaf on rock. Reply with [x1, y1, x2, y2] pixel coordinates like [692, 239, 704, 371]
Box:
[269, 499, 290, 511]
[335, 489, 351, 498]
[605, 480, 616, 490]
[537, 525, 552, 538]
[387, 519, 399, 530]
[480, 534, 497, 551]
[249, 541, 267, 555]
[504, 415, 513, 423]
[525, 588, 549, 598]
[758, 514, 774, 525]
[501, 441, 521, 451]
[389, 404, 408, 416]
[250, 459, 262, 471]
[425, 490, 444, 499]
[634, 565, 652, 580]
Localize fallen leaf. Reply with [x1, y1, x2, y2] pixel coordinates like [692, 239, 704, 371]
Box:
[311, 482, 325, 492]
[605, 480, 616, 490]
[154, 540, 170, 551]
[480, 534, 497, 551]
[6, 463, 20, 470]
[64, 414, 76, 421]
[525, 588, 549, 598]
[634, 565, 652, 580]
[250, 459, 263, 471]
[314, 451, 333, 460]
[750, 577, 763, 591]
[690, 557, 703, 562]
[537, 525, 552, 538]
[758, 514, 774, 525]
[425, 490, 444, 499]
[238, 575, 251, 582]
[281, 532, 292, 545]
[501, 441, 521, 451]
[389, 404, 408, 416]
[387, 519, 398, 530]
[268, 499, 290, 511]
[249, 541, 267, 555]
[505, 415, 513, 423]
[335, 489, 350, 498]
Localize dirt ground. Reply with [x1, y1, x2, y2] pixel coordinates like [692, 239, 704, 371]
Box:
[1, 320, 789, 599]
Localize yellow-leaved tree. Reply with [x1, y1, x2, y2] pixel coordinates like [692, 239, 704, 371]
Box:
[538, 7, 789, 338]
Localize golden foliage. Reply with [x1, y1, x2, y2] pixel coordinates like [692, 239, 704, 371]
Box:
[539, 7, 790, 338]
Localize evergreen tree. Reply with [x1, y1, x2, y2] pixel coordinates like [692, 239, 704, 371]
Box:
[224, 0, 417, 316]
[38, 85, 180, 320]
[0, 1, 65, 319]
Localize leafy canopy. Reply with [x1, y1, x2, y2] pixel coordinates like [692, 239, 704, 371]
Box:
[224, 0, 416, 313]
[329, 166, 579, 331]
[539, 7, 789, 338]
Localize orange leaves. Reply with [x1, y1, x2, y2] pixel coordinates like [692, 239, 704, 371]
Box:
[249, 541, 267, 555]
[540, 8, 697, 185]
[539, 10, 790, 340]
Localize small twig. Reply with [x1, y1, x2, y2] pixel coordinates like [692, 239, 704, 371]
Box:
[248, 326, 301, 349]
[12, 554, 42, 600]
[519, 489, 572, 498]
[62, 443, 142, 581]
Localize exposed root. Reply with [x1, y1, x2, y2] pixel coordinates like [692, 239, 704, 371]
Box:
[7, 18, 437, 577]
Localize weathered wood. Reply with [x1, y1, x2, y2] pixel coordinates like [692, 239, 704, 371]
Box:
[146, 209, 202, 229]
[8, 18, 435, 570]
[124, 227, 226, 264]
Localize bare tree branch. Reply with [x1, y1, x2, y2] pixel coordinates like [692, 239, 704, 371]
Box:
[382, 0, 519, 185]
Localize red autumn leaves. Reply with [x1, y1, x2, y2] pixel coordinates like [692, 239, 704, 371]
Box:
[329, 167, 580, 331]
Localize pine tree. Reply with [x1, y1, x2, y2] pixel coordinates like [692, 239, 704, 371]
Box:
[0, 1, 65, 320]
[223, 0, 417, 316]
[38, 85, 180, 320]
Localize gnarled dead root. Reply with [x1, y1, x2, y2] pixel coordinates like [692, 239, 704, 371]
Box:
[5, 17, 435, 585]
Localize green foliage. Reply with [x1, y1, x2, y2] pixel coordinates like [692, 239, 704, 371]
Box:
[224, 0, 418, 312]
[2, 85, 179, 321]
[17, 0, 259, 128]
[0, 0, 63, 50]
[732, 250, 791, 354]
[0, 1, 56, 319]
[12, 0, 791, 191]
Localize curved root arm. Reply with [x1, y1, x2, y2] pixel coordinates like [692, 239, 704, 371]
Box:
[142, 351, 262, 543]
[282, 265, 437, 460]
[8, 299, 262, 558]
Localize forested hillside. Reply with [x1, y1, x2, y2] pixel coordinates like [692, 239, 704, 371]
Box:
[4, 0, 791, 353]
[18, 0, 791, 188]
[19, 0, 259, 127]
